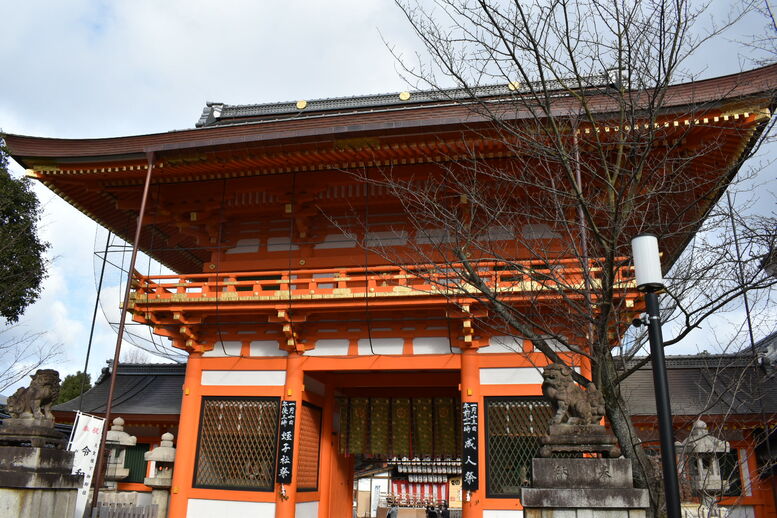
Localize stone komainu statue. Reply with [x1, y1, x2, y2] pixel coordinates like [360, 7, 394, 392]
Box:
[7, 369, 61, 422]
[541, 363, 605, 426]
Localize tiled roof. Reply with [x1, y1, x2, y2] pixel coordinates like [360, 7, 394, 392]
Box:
[621, 354, 777, 416]
[195, 74, 613, 128]
[54, 363, 184, 416]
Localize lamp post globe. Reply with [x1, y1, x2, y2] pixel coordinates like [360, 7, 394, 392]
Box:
[631, 234, 665, 292]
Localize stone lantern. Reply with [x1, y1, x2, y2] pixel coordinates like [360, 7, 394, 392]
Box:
[144, 432, 176, 518]
[676, 420, 730, 517]
[104, 417, 137, 489]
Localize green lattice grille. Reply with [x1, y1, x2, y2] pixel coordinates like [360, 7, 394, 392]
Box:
[123, 444, 149, 483]
[194, 397, 279, 491]
[486, 397, 552, 498]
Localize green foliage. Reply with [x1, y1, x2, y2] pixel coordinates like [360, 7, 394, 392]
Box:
[0, 139, 48, 323]
[56, 370, 92, 404]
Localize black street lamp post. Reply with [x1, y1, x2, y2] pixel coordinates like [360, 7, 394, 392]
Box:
[631, 234, 681, 518]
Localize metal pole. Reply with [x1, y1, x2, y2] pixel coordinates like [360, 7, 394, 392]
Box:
[90, 154, 154, 510]
[644, 290, 681, 518]
[78, 230, 112, 412]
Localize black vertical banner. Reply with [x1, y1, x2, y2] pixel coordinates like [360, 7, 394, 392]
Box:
[277, 400, 297, 484]
[461, 402, 479, 491]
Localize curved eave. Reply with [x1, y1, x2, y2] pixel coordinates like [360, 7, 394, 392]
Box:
[4, 65, 776, 274]
[6, 63, 777, 168]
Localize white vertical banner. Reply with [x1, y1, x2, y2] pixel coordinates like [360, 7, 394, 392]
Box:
[67, 411, 106, 518]
[370, 480, 383, 517]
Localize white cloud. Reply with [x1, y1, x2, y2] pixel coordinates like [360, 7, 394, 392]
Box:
[0, 1, 417, 138]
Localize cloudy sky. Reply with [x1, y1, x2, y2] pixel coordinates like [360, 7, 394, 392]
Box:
[0, 1, 773, 393]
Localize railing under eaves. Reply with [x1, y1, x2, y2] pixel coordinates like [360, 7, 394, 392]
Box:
[129, 259, 635, 307]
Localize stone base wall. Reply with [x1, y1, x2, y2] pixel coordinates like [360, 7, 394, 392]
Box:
[522, 458, 649, 518]
[0, 446, 82, 518]
[93, 489, 153, 506]
[0, 487, 78, 518]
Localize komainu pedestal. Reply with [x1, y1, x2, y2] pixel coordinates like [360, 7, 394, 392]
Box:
[539, 424, 621, 458]
[522, 458, 649, 518]
[0, 447, 84, 518]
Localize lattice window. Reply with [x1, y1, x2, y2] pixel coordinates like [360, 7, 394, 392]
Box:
[194, 396, 279, 491]
[485, 397, 552, 498]
[297, 402, 322, 491]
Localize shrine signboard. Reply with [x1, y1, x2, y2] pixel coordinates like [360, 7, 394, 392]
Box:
[277, 400, 297, 484]
[461, 402, 479, 491]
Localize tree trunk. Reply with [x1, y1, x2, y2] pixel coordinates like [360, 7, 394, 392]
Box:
[597, 351, 663, 518]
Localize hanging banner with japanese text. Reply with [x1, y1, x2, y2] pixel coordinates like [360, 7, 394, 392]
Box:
[461, 402, 479, 491]
[276, 400, 297, 484]
[67, 411, 106, 518]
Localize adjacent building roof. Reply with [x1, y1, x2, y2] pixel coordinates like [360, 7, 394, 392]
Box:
[620, 354, 777, 417]
[53, 363, 183, 418]
[753, 330, 777, 364]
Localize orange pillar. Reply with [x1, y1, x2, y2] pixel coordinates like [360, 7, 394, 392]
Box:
[460, 348, 484, 518]
[276, 351, 305, 518]
[317, 379, 335, 517]
[328, 448, 354, 518]
[168, 350, 203, 518]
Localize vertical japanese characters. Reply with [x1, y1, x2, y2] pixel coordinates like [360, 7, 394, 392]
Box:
[277, 400, 296, 484]
[461, 402, 478, 491]
[68, 411, 106, 518]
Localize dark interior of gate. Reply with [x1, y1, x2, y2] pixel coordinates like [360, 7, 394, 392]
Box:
[303, 370, 553, 517]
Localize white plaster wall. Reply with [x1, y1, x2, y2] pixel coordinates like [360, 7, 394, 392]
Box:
[480, 367, 543, 385]
[203, 341, 242, 357]
[314, 232, 357, 249]
[485, 335, 524, 354]
[295, 501, 319, 518]
[478, 225, 515, 241]
[225, 238, 260, 254]
[187, 499, 275, 517]
[416, 228, 453, 244]
[267, 236, 299, 251]
[365, 230, 408, 246]
[201, 370, 286, 386]
[358, 338, 404, 355]
[412, 336, 452, 355]
[483, 511, 523, 518]
[727, 506, 755, 518]
[309, 339, 350, 356]
[249, 340, 287, 356]
[522, 223, 560, 239]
